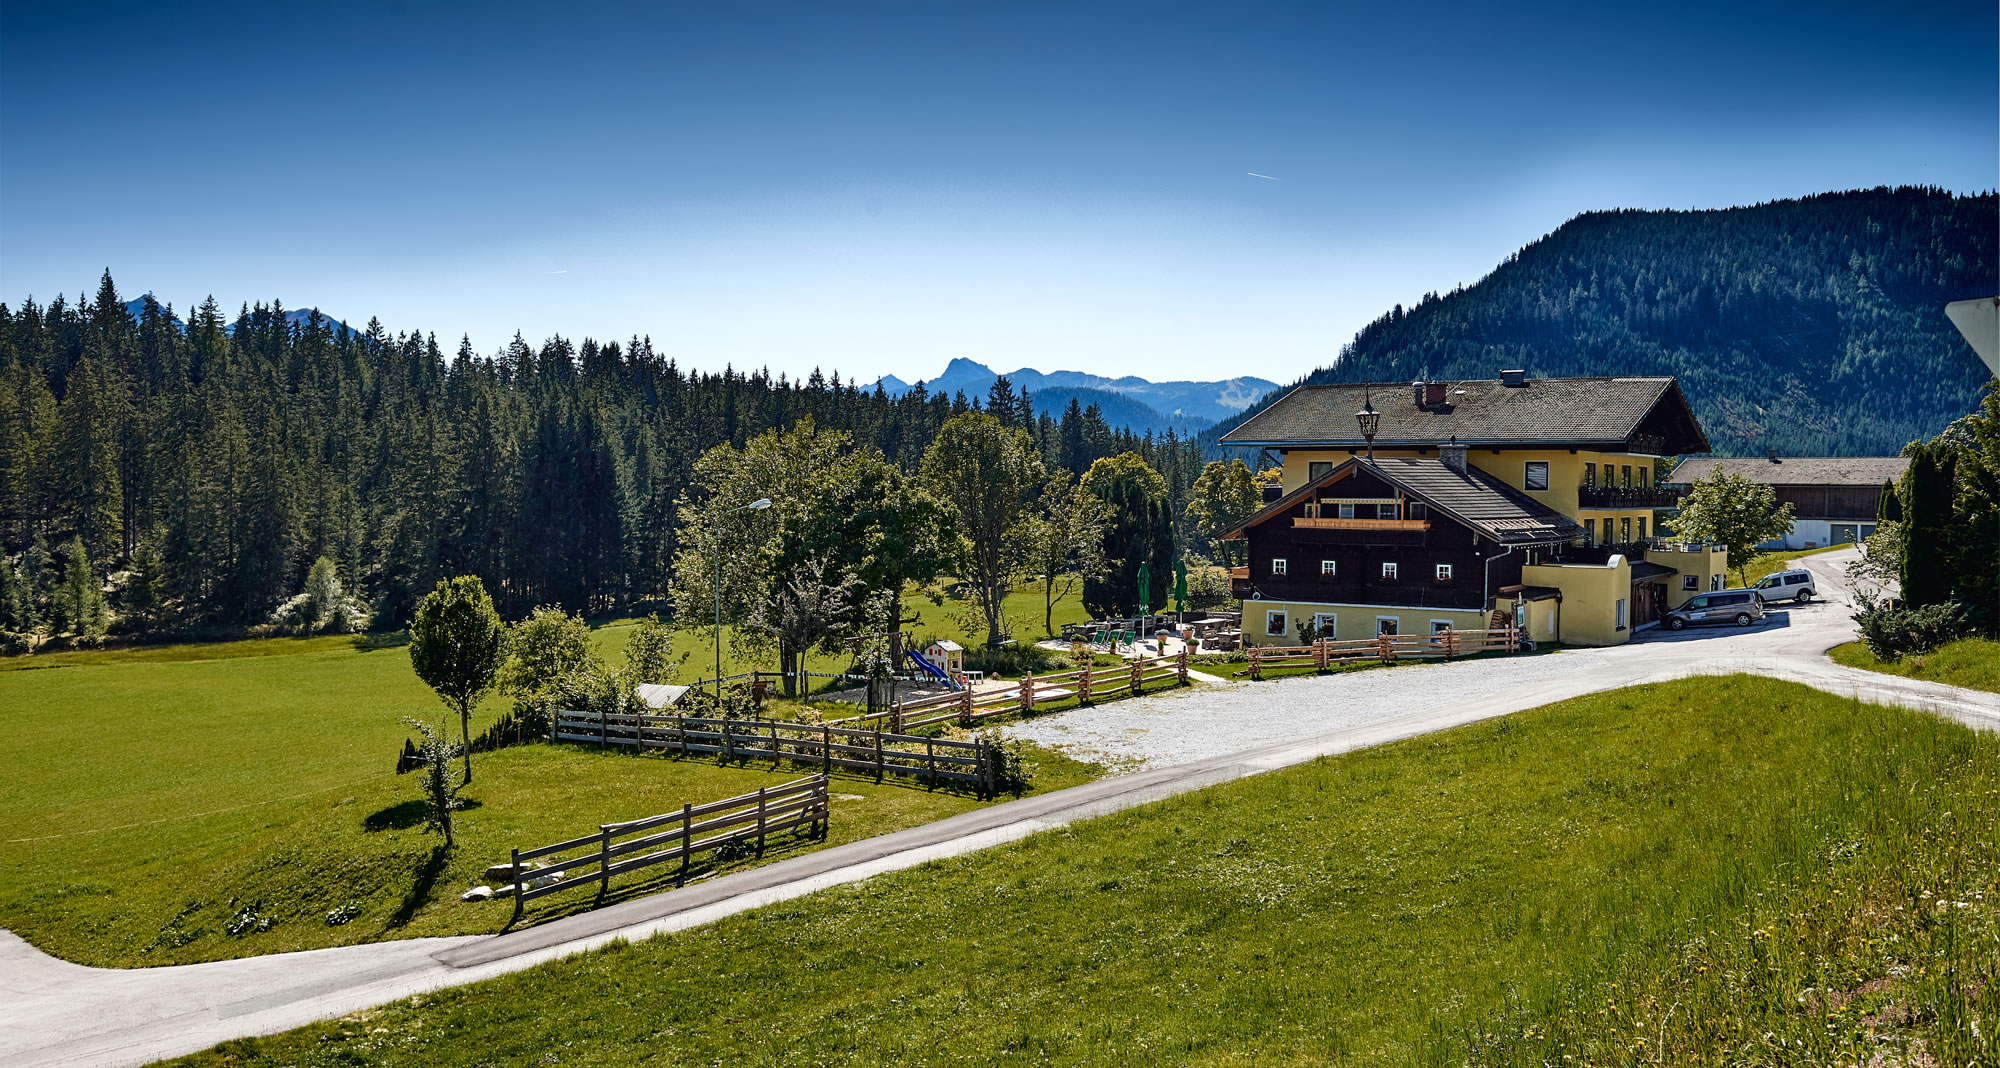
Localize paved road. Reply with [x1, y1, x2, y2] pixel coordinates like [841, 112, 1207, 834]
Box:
[4, 548, 1993, 1068]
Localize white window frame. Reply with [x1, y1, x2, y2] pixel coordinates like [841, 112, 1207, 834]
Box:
[1435, 563, 1453, 581]
[1429, 619, 1453, 643]
[1524, 461, 1549, 491]
[1319, 559, 1337, 577]
[1375, 616, 1399, 636]
[1381, 562, 1398, 580]
[1313, 613, 1337, 639]
[1682, 574, 1698, 591]
[1265, 610, 1288, 636]
[1271, 557, 1287, 576]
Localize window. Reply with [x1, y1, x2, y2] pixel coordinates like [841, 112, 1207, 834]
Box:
[1308, 461, 1333, 482]
[1682, 574, 1698, 591]
[1313, 613, 1337, 639]
[1621, 464, 1633, 488]
[1620, 517, 1632, 543]
[1338, 503, 1356, 519]
[1270, 557, 1287, 576]
[1429, 620, 1453, 637]
[1381, 562, 1399, 580]
[1319, 559, 1337, 577]
[1435, 563, 1453, 581]
[1638, 466, 1649, 488]
[1407, 502, 1427, 521]
[1265, 611, 1287, 636]
[1688, 595, 1708, 609]
[1615, 598, 1628, 630]
[1583, 462, 1595, 488]
[1636, 517, 1646, 541]
[1376, 617, 1399, 636]
[1524, 461, 1550, 491]
[1711, 575, 1723, 591]
[1583, 518, 1596, 545]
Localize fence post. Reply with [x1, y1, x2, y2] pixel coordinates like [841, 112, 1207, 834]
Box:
[820, 722, 832, 775]
[722, 718, 735, 763]
[890, 702, 903, 734]
[1444, 629, 1459, 659]
[678, 802, 693, 883]
[874, 729, 885, 782]
[1130, 658, 1143, 696]
[1078, 663, 1092, 704]
[599, 707, 608, 748]
[1178, 643, 1189, 685]
[1248, 647, 1262, 681]
[598, 824, 613, 898]
[959, 685, 974, 727]
[925, 736, 937, 789]
[756, 786, 767, 854]
[509, 846, 525, 927]
[1314, 637, 1327, 673]
[1021, 672, 1034, 714]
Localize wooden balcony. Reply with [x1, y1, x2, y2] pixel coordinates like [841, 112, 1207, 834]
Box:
[1292, 517, 1430, 531]
[1290, 516, 1430, 546]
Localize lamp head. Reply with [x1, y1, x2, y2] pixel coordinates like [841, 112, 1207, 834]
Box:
[748, 498, 772, 510]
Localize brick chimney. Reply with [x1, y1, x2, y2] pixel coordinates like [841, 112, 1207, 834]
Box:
[1424, 381, 1448, 407]
[1439, 439, 1468, 473]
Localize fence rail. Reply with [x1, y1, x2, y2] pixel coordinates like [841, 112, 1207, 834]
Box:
[824, 648, 1192, 732]
[1244, 628, 1519, 678]
[504, 774, 830, 923]
[551, 709, 1002, 795]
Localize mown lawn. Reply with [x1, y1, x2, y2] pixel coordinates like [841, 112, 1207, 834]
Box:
[1830, 636, 2000, 695]
[174, 676, 1998, 1067]
[0, 632, 1099, 968]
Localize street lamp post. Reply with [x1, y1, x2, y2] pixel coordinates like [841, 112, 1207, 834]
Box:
[1355, 381, 1381, 460]
[714, 497, 772, 698]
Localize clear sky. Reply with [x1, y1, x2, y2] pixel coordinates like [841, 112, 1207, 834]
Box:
[3, 1, 1993, 385]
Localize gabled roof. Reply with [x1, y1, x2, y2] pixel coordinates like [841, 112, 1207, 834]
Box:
[1667, 456, 1909, 488]
[1220, 376, 1709, 453]
[1222, 456, 1586, 545]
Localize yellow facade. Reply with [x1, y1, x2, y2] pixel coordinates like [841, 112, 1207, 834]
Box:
[1644, 544, 1729, 608]
[1520, 557, 1634, 646]
[1243, 600, 1492, 647]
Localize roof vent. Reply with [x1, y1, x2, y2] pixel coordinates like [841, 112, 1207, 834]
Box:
[1500, 369, 1527, 387]
[1411, 380, 1426, 407]
[1767, 448, 1780, 463]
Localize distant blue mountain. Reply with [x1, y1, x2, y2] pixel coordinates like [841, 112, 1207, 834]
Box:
[1027, 386, 1211, 436]
[121, 297, 354, 337]
[874, 358, 1279, 428]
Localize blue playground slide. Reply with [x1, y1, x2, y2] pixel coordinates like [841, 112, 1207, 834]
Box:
[905, 649, 962, 690]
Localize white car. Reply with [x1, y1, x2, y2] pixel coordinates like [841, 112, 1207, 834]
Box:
[1751, 568, 1817, 603]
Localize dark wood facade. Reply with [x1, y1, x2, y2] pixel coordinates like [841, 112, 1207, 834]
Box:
[1232, 467, 1524, 611]
[1771, 484, 1888, 522]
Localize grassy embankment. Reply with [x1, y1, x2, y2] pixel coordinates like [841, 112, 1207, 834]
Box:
[1740, 541, 1851, 586]
[1830, 636, 2000, 695]
[176, 676, 1997, 1067]
[0, 629, 1099, 968]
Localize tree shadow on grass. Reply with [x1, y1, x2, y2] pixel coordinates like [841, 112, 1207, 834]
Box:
[365, 798, 479, 832]
[352, 630, 411, 652]
[386, 845, 451, 929]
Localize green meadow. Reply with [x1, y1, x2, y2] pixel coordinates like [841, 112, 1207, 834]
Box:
[1831, 636, 2000, 695]
[0, 628, 1099, 968]
[172, 676, 1998, 1067]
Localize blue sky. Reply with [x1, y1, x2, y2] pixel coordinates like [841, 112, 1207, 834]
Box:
[3, 1, 1993, 385]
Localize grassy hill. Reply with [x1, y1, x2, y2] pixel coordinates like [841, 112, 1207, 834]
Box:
[1208, 186, 1998, 458]
[170, 676, 1998, 1066]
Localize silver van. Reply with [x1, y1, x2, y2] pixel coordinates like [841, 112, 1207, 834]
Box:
[1665, 589, 1765, 630]
[1751, 568, 1817, 603]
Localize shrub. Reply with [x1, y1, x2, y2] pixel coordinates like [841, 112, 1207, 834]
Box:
[962, 642, 1067, 677]
[401, 717, 467, 848]
[1853, 596, 1970, 660]
[268, 557, 371, 635]
[977, 729, 1034, 794]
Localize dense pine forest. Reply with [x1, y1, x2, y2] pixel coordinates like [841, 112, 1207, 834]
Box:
[1207, 187, 1998, 457]
[0, 276, 1206, 636]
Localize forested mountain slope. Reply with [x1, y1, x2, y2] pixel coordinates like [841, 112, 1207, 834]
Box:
[1206, 187, 1997, 457]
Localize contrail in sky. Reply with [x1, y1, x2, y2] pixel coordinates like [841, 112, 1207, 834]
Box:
[1247, 172, 1279, 180]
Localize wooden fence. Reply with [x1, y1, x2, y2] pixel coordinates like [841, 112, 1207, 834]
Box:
[503, 774, 830, 924]
[1243, 627, 1519, 679]
[827, 648, 1191, 733]
[552, 708, 1002, 795]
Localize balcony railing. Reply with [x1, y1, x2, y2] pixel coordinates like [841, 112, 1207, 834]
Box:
[1291, 517, 1430, 531]
[1626, 433, 1667, 456]
[1578, 485, 1684, 509]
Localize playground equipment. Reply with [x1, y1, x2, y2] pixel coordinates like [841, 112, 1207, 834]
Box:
[906, 639, 965, 690]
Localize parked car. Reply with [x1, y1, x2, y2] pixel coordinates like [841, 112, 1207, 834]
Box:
[1665, 590, 1765, 630]
[1751, 568, 1817, 603]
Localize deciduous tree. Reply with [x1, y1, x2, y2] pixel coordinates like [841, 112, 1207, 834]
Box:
[921, 413, 1045, 648]
[408, 576, 508, 783]
[1669, 470, 1796, 587]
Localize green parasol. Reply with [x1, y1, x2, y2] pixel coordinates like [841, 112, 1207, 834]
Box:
[1136, 560, 1151, 614]
[1173, 557, 1188, 615]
